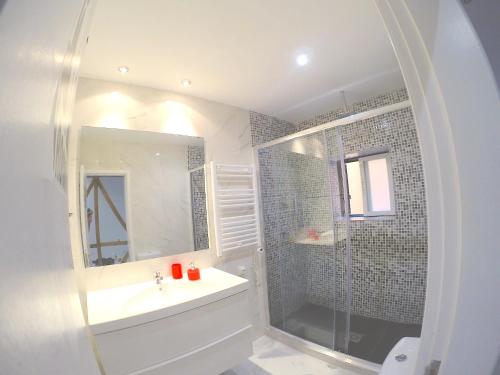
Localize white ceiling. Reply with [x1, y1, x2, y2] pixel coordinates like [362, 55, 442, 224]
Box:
[80, 0, 404, 123]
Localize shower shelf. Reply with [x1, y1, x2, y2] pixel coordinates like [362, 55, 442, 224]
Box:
[295, 237, 333, 246]
[294, 230, 345, 246]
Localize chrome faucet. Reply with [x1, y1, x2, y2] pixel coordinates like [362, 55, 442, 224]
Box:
[153, 271, 163, 290]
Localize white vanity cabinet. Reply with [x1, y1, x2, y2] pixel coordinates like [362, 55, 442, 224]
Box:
[87, 268, 252, 375]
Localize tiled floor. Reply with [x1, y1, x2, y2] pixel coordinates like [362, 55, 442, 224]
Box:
[221, 336, 364, 375]
[282, 303, 421, 364]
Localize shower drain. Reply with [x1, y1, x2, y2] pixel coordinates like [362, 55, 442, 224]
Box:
[349, 332, 364, 343]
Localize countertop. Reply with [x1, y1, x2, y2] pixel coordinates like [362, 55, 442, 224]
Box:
[87, 267, 249, 334]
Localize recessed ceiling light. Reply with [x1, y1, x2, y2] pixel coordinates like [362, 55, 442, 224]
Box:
[118, 66, 129, 74]
[296, 54, 309, 66]
[155, 152, 160, 156]
[181, 79, 191, 87]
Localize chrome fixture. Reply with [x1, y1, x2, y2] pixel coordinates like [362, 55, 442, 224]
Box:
[154, 271, 164, 290]
[118, 66, 129, 74]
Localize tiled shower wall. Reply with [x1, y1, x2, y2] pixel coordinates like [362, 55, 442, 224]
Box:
[328, 107, 427, 324]
[257, 143, 323, 325]
[190, 168, 209, 250]
[254, 88, 427, 325]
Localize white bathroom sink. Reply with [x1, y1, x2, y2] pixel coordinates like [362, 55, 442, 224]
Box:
[87, 267, 249, 334]
[120, 283, 172, 310]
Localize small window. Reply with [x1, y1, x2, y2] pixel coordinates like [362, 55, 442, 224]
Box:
[345, 153, 395, 218]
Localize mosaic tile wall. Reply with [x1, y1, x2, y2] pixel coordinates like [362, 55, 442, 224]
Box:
[326, 107, 427, 324]
[256, 88, 427, 325]
[258, 135, 329, 326]
[296, 88, 409, 132]
[250, 111, 297, 146]
[190, 168, 209, 250]
[187, 145, 205, 170]
[187, 145, 209, 250]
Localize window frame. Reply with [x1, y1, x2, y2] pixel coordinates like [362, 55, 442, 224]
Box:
[345, 152, 395, 218]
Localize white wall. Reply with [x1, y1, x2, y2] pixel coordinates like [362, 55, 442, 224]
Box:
[0, 1, 100, 374]
[74, 78, 253, 165]
[376, 1, 500, 374]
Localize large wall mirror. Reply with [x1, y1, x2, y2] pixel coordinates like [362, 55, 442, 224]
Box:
[79, 127, 209, 267]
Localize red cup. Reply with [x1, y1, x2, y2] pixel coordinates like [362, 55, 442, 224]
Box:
[171, 263, 183, 279]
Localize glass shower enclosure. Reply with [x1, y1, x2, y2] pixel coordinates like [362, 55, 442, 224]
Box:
[256, 114, 425, 365]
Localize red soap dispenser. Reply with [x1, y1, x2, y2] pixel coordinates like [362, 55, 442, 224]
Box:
[187, 262, 200, 281]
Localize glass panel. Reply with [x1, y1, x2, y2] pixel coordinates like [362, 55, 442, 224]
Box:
[324, 128, 352, 354]
[258, 132, 338, 350]
[365, 157, 391, 212]
[259, 107, 426, 365]
[336, 112, 426, 364]
[190, 168, 209, 250]
[345, 161, 364, 215]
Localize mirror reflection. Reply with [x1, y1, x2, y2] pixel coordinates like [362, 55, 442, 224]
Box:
[80, 127, 208, 267]
[85, 174, 130, 266]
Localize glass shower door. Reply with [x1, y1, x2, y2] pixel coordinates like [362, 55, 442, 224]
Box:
[257, 131, 350, 351]
[324, 129, 353, 355]
[325, 112, 426, 364]
[259, 107, 427, 364]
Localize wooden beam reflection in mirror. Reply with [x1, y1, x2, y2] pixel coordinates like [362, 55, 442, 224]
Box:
[87, 176, 129, 266]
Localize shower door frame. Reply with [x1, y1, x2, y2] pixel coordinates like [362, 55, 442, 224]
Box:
[253, 100, 412, 374]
